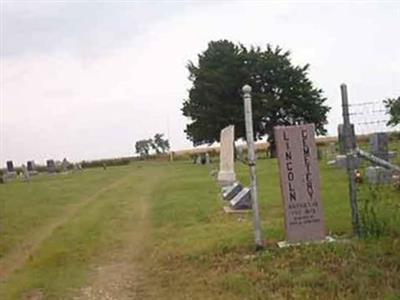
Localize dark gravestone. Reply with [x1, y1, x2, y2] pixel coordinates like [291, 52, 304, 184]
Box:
[47, 159, 56, 173]
[6, 161, 14, 172]
[27, 161, 35, 172]
[3, 160, 17, 182]
[230, 187, 251, 209]
[338, 124, 356, 154]
[275, 124, 326, 243]
[369, 132, 389, 163]
[222, 182, 243, 201]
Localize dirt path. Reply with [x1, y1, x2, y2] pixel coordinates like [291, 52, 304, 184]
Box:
[0, 174, 133, 282]
[73, 192, 151, 300]
[73, 171, 159, 300]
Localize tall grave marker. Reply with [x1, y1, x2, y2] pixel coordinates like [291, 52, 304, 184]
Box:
[6, 161, 15, 173]
[217, 125, 236, 186]
[27, 161, 35, 172]
[3, 160, 17, 182]
[275, 124, 326, 242]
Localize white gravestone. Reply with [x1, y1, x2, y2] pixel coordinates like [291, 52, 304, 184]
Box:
[217, 125, 236, 186]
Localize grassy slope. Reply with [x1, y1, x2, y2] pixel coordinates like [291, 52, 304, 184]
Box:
[0, 156, 399, 299]
[147, 159, 400, 300]
[0, 164, 166, 299]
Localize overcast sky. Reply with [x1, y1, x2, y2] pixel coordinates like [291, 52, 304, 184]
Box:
[1, 1, 399, 166]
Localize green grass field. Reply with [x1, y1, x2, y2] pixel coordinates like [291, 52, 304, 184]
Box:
[0, 158, 399, 299]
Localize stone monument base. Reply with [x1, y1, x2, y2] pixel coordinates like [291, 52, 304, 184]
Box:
[223, 206, 252, 214]
[217, 171, 236, 187]
[277, 236, 335, 248]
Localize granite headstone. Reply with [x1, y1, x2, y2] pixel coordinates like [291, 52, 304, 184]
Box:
[6, 160, 14, 172]
[230, 187, 251, 209]
[47, 159, 56, 173]
[275, 124, 326, 242]
[369, 132, 389, 163]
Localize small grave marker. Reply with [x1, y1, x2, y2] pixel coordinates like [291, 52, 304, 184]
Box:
[21, 164, 30, 181]
[230, 187, 251, 209]
[222, 182, 243, 201]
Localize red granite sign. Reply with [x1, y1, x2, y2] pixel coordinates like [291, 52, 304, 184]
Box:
[274, 124, 325, 242]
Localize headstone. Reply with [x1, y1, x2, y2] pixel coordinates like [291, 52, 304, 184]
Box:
[365, 166, 393, 184]
[21, 164, 30, 181]
[205, 153, 210, 164]
[217, 125, 236, 186]
[338, 124, 356, 154]
[275, 124, 326, 243]
[236, 145, 245, 162]
[195, 155, 202, 165]
[47, 159, 56, 173]
[27, 161, 35, 172]
[61, 158, 69, 172]
[6, 160, 14, 172]
[3, 160, 17, 182]
[230, 187, 251, 209]
[369, 133, 389, 163]
[222, 182, 243, 201]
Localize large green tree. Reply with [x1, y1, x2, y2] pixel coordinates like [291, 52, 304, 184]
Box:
[182, 40, 330, 155]
[384, 96, 400, 126]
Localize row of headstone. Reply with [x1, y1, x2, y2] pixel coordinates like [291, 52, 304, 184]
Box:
[330, 131, 396, 185]
[2, 158, 77, 183]
[216, 125, 252, 210]
[2, 160, 35, 183]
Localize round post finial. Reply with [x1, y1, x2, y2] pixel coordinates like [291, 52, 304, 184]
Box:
[242, 84, 252, 94]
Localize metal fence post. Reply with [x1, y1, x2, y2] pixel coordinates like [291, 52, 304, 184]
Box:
[242, 85, 263, 250]
[340, 83, 361, 237]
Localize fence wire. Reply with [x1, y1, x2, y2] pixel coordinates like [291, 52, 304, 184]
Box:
[348, 101, 394, 134]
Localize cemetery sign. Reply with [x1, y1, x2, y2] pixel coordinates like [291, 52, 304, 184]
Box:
[275, 124, 325, 242]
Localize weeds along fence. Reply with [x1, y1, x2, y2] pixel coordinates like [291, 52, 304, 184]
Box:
[340, 83, 400, 239]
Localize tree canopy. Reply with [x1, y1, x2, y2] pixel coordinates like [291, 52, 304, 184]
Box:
[384, 96, 400, 126]
[182, 40, 330, 153]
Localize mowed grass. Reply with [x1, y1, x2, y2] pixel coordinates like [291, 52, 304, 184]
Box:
[0, 155, 399, 299]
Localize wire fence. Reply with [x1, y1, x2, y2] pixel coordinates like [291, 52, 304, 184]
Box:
[348, 100, 399, 134]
